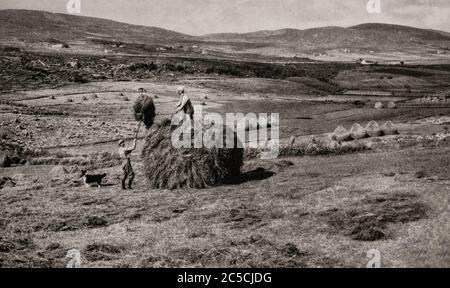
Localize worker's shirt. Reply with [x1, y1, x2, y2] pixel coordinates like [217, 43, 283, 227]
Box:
[119, 147, 133, 160]
[177, 94, 190, 108]
[177, 94, 194, 114]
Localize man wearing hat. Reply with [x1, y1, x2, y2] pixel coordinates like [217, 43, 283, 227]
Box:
[174, 86, 194, 121]
[118, 138, 137, 190]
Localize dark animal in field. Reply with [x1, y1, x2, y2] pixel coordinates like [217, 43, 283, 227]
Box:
[80, 170, 107, 188]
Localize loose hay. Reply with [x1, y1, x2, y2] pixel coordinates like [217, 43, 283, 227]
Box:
[133, 95, 155, 129]
[365, 121, 384, 137]
[141, 120, 243, 189]
[84, 243, 124, 262]
[320, 193, 428, 241]
[350, 123, 368, 140]
[330, 126, 352, 142]
[381, 121, 398, 135]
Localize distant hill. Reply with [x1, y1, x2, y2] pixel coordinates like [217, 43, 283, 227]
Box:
[1, 10, 449, 59]
[201, 23, 450, 52]
[0, 9, 193, 44]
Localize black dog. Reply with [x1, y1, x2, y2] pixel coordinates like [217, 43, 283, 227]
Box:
[80, 170, 107, 188]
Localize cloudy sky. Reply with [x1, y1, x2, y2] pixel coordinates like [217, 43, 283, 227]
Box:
[0, 0, 449, 35]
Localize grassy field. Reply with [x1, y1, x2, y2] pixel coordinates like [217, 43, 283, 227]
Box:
[1, 144, 449, 267]
[1, 54, 449, 267]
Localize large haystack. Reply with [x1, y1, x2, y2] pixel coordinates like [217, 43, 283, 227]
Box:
[330, 126, 352, 142]
[142, 120, 243, 189]
[133, 95, 155, 129]
[350, 123, 368, 140]
[365, 121, 384, 137]
[381, 121, 398, 135]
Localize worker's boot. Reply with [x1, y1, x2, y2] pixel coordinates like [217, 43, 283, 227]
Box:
[121, 178, 127, 190]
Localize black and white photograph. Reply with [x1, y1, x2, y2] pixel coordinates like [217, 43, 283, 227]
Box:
[0, 0, 449, 270]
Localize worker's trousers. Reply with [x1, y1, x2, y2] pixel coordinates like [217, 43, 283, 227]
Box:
[121, 159, 135, 189]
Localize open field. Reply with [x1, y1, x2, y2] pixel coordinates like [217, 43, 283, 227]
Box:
[1, 11, 450, 267]
[1, 57, 449, 267]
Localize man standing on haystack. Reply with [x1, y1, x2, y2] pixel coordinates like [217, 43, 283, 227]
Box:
[118, 138, 136, 190]
[174, 86, 194, 121]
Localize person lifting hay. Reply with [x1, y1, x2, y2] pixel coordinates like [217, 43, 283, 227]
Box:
[119, 95, 155, 190]
[174, 86, 194, 122]
[118, 138, 137, 190]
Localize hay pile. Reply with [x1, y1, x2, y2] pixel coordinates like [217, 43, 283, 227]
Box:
[381, 121, 398, 135]
[374, 102, 384, 109]
[320, 193, 428, 241]
[141, 120, 243, 189]
[350, 123, 368, 140]
[365, 121, 384, 137]
[133, 95, 156, 129]
[330, 126, 352, 142]
[387, 101, 397, 109]
[48, 166, 69, 178]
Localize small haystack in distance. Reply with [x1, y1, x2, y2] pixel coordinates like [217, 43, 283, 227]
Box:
[374, 102, 383, 109]
[48, 166, 69, 178]
[387, 101, 397, 109]
[381, 121, 398, 135]
[133, 95, 155, 129]
[350, 123, 368, 140]
[330, 126, 352, 142]
[142, 120, 243, 189]
[365, 121, 384, 137]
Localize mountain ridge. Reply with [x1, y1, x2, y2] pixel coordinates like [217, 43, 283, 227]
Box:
[1, 9, 449, 57]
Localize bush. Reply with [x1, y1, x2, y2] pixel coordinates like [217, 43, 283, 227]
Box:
[0, 154, 12, 168]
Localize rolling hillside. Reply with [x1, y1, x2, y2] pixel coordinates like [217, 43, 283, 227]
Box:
[201, 23, 450, 51]
[0, 9, 193, 44]
[0, 9, 449, 60]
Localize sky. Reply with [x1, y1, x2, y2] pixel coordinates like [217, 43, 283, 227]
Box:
[0, 0, 449, 35]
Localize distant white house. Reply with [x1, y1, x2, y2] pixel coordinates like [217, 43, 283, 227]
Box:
[51, 43, 64, 49]
[359, 59, 377, 65]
